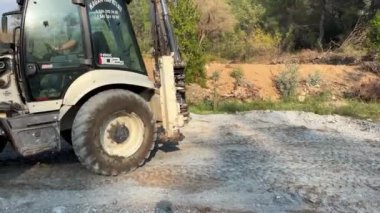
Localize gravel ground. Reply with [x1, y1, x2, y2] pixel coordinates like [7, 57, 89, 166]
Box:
[0, 111, 379, 212]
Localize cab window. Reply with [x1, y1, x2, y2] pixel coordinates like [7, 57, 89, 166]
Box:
[24, 0, 85, 68]
[87, 0, 146, 73]
[23, 0, 85, 100]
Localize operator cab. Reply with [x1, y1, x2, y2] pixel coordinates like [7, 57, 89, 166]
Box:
[1, 0, 146, 102]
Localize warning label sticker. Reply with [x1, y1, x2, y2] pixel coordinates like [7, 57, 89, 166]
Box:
[89, 0, 122, 12]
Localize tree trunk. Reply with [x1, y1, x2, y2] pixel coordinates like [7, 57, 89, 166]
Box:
[317, 0, 326, 52]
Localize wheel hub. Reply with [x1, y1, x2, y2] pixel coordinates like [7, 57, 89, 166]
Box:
[100, 112, 144, 158]
[108, 122, 130, 144]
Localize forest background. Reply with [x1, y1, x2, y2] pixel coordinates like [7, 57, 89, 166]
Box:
[129, 0, 380, 84]
[1, 0, 379, 118]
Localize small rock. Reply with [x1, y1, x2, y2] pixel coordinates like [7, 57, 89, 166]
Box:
[0, 197, 6, 207]
[52, 206, 66, 213]
[306, 193, 320, 204]
[298, 95, 306, 102]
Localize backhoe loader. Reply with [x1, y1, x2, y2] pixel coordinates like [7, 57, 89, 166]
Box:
[0, 0, 188, 175]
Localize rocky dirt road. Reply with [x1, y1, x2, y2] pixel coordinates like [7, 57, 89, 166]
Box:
[0, 111, 379, 212]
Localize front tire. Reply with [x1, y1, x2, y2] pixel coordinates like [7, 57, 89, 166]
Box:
[71, 89, 156, 175]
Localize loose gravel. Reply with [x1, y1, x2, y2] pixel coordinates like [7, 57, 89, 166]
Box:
[0, 111, 379, 212]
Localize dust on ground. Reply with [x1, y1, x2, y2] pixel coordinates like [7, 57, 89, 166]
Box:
[0, 111, 379, 212]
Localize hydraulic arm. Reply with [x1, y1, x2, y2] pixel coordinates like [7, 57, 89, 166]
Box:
[149, 0, 189, 122]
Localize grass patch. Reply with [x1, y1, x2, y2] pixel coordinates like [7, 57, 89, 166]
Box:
[332, 101, 380, 120]
[190, 98, 380, 121]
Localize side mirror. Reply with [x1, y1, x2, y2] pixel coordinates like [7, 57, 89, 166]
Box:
[1, 16, 8, 34]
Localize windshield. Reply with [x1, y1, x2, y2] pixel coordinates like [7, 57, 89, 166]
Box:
[23, 0, 86, 100]
[23, 0, 85, 68]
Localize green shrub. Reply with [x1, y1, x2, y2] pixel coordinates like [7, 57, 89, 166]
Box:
[209, 71, 221, 111]
[369, 12, 380, 54]
[248, 28, 281, 57]
[189, 98, 380, 121]
[169, 0, 207, 86]
[230, 67, 244, 89]
[275, 64, 299, 101]
[306, 71, 323, 87]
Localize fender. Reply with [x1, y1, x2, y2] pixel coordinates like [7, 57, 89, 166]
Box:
[63, 69, 155, 106]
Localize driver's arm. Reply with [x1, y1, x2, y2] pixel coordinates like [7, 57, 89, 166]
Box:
[56, 40, 77, 51]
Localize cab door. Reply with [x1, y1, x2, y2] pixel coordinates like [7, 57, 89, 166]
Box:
[22, 0, 88, 101]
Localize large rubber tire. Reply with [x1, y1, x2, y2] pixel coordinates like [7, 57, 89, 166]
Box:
[71, 89, 156, 175]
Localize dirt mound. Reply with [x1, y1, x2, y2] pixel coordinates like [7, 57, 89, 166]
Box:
[144, 56, 380, 101]
[205, 63, 380, 100]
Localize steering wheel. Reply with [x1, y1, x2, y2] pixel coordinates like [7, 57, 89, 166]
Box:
[42, 43, 60, 61]
[44, 43, 59, 54]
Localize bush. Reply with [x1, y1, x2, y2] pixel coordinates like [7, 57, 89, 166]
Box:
[190, 98, 380, 121]
[369, 12, 380, 53]
[248, 28, 281, 57]
[208, 27, 280, 62]
[209, 70, 221, 111]
[230, 67, 244, 89]
[169, 0, 207, 86]
[275, 64, 299, 101]
[306, 71, 322, 87]
[356, 80, 380, 101]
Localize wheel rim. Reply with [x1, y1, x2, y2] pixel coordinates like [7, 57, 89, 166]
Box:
[100, 112, 144, 158]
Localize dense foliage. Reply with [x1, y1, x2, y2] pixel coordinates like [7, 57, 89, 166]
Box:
[169, 0, 207, 85]
[129, 0, 206, 85]
[369, 12, 380, 52]
[128, 0, 380, 84]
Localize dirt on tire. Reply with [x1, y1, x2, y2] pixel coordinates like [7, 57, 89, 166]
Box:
[71, 89, 156, 176]
[0, 111, 379, 212]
